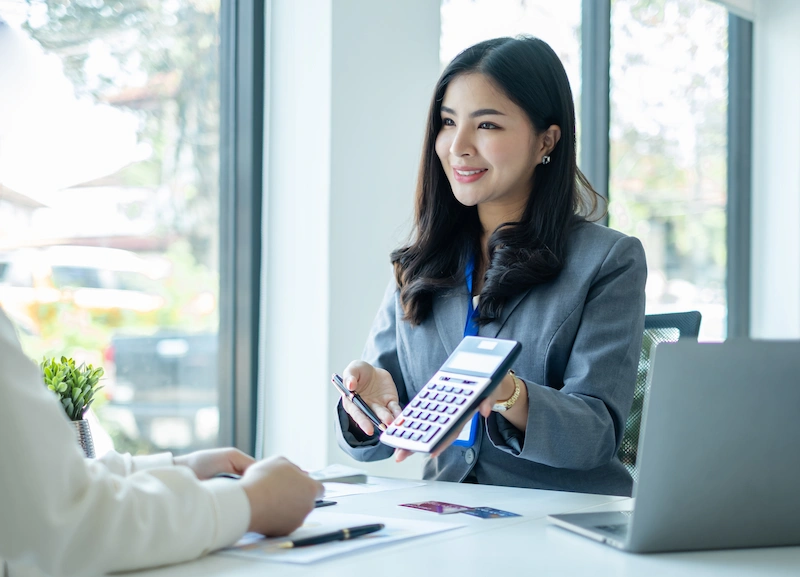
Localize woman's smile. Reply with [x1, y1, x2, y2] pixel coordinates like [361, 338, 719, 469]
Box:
[453, 166, 488, 183]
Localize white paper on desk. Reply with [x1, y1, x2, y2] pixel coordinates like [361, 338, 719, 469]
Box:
[323, 476, 424, 499]
[217, 512, 463, 564]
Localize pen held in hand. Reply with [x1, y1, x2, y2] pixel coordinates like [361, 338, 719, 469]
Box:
[331, 373, 387, 432]
[278, 523, 385, 549]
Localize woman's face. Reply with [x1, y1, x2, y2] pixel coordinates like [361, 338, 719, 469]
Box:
[435, 73, 544, 215]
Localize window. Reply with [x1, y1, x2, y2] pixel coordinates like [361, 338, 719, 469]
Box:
[440, 0, 742, 342]
[440, 0, 582, 112]
[609, 0, 729, 341]
[0, 1, 224, 454]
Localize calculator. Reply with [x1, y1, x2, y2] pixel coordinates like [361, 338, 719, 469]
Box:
[379, 336, 521, 453]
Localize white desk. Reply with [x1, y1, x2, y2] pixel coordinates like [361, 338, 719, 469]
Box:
[125, 479, 800, 577]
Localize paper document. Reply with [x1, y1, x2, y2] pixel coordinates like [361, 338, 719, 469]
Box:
[217, 512, 463, 564]
[323, 476, 424, 499]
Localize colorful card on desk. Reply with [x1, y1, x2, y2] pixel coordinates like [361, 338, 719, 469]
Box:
[400, 501, 474, 514]
[461, 506, 521, 519]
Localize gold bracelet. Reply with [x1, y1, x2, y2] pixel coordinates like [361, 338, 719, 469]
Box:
[492, 370, 522, 412]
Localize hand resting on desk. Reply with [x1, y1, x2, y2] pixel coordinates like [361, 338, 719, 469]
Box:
[240, 456, 325, 536]
[174, 447, 255, 480]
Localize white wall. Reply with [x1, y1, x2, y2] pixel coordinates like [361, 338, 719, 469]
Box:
[260, 0, 441, 477]
[751, 0, 800, 338]
[260, 0, 333, 469]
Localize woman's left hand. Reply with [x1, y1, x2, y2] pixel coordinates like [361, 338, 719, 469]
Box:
[173, 447, 256, 480]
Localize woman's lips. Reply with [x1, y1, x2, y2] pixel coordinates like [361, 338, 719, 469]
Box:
[452, 167, 488, 183]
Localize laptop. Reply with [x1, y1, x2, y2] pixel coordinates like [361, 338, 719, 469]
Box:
[548, 339, 800, 553]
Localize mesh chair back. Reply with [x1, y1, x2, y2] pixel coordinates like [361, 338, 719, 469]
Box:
[618, 311, 702, 482]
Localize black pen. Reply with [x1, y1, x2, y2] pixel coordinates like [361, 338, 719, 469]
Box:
[331, 373, 387, 432]
[278, 523, 385, 549]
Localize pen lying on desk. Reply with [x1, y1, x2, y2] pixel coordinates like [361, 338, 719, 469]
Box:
[278, 523, 385, 549]
[331, 373, 387, 432]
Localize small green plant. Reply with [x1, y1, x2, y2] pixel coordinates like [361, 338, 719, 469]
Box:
[41, 356, 105, 421]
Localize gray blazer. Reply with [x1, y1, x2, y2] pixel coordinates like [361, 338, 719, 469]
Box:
[336, 221, 647, 496]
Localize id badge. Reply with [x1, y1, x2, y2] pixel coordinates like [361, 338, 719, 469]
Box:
[452, 414, 478, 447]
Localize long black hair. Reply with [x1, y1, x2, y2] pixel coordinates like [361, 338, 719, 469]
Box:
[391, 36, 603, 326]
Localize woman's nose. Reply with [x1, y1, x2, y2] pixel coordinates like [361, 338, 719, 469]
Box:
[450, 128, 475, 157]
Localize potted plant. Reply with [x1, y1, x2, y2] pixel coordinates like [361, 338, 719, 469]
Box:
[41, 356, 105, 458]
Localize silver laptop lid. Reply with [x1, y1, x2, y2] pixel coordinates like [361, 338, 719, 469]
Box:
[628, 339, 800, 553]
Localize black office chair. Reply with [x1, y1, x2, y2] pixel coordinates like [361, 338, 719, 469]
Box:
[618, 311, 702, 482]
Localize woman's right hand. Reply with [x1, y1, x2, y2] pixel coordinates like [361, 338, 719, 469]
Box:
[340, 360, 403, 436]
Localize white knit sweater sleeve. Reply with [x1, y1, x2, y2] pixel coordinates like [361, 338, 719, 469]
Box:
[0, 310, 250, 576]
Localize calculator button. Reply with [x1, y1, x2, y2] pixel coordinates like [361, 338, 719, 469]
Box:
[456, 397, 467, 405]
[411, 400, 422, 407]
[427, 383, 437, 389]
[436, 385, 447, 391]
[403, 408, 413, 416]
[411, 433, 423, 441]
[438, 404, 449, 413]
[462, 389, 474, 396]
[411, 422, 422, 430]
[446, 406, 458, 415]
[402, 430, 414, 439]
[395, 418, 405, 426]
[429, 415, 440, 423]
[420, 391, 430, 399]
[403, 420, 414, 428]
[412, 410, 423, 418]
[444, 394, 456, 403]
[453, 387, 463, 394]
[422, 427, 441, 443]
[439, 417, 450, 425]
[392, 428, 403, 437]
[386, 426, 398, 435]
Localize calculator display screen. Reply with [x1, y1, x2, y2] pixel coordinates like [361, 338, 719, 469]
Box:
[445, 351, 503, 375]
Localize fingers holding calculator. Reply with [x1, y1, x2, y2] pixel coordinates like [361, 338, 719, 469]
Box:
[335, 361, 402, 437]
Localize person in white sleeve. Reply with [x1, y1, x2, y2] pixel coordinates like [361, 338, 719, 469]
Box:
[0, 308, 324, 577]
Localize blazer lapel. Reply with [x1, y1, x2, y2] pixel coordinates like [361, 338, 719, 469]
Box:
[433, 288, 468, 356]
[483, 288, 532, 338]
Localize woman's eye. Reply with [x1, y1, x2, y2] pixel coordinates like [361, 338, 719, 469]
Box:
[442, 118, 455, 126]
[478, 122, 499, 129]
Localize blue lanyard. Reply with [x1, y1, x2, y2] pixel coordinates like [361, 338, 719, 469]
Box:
[454, 255, 481, 449]
[464, 255, 480, 337]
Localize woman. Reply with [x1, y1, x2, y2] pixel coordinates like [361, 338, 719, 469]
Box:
[334, 36, 646, 497]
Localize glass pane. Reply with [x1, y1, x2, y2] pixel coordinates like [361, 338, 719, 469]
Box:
[0, 1, 222, 454]
[609, 0, 728, 341]
[440, 0, 582, 128]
